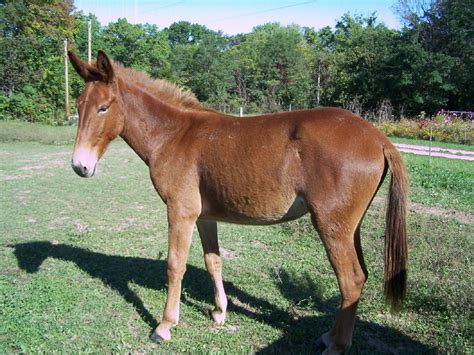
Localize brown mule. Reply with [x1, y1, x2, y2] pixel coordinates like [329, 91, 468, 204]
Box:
[68, 50, 408, 353]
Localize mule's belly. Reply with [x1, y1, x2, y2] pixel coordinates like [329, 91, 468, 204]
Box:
[200, 195, 309, 225]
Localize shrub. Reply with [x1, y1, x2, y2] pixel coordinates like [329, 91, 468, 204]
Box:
[376, 113, 473, 145]
[0, 86, 62, 124]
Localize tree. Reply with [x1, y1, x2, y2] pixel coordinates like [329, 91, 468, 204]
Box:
[167, 26, 235, 107]
[395, 0, 473, 109]
[0, 0, 74, 122]
[71, 12, 105, 60]
[321, 14, 399, 111]
[230, 23, 312, 112]
[165, 21, 213, 46]
[303, 26, 333, 107]
[102, 19, 171, 77]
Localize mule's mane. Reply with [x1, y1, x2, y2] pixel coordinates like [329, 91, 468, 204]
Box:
[112, 62, 212, 112]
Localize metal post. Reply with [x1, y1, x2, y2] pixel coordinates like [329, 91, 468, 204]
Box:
[429, 124, 432, 165]
[64, 39, 69, 117]
[289, 103, 292, 112]
[88, 20, 92, 64]
[239, 107, 243, 117]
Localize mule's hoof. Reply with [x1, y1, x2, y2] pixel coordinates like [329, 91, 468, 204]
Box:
[212, 310, 226, 325]
[315, 337, 327, 352]
[149, 332, 164, 344]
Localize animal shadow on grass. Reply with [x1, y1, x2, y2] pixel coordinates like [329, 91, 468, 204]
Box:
[12, 241, 434, 353]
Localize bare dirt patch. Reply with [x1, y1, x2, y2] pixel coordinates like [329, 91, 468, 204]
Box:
[371, 196, 473, 224]
[210, 324, 240, 334]
[16, 151, 70, 171]
[219, 247, 237, 259]
[409, 202, 473, 224]
[252, 240, 268, 250]
[1, 173, 33, 181]
[19, 159, 67, 171]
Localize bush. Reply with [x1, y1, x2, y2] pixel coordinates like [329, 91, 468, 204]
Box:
[0, 86, 63, 124]
[0, 94, 12, 120]
[376, 112, 473, 145]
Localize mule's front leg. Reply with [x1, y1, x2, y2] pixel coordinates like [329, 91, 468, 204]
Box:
[151, 208, 197, 343]
[197, 220, 227, 324]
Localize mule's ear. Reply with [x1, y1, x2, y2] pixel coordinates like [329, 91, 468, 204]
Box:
[68, 51, 101, 82]
[96, 50, 114, 83]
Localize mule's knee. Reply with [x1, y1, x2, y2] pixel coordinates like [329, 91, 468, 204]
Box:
[167, 259, 187, 281]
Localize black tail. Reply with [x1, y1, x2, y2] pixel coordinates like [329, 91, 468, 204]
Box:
[383, 144, 409, 312]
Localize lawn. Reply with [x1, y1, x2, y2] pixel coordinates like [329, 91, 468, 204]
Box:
[0, 122, 472, 353]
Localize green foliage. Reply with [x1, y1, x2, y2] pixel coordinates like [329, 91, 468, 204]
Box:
[170, 30, 234, 105]
[323, 14, 400, 109]
[0, 1, 472, 123]
[165, 21, 213, 46]
[0, 0, 74, 124]
[102, 19, 171, 77]
[396, 0, 474, 110]
[377, 117, 473, 145]
[229, 23, 312, 112]
[1, 86, 59, 124]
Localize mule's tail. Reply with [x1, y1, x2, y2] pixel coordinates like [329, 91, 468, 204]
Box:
[383, 143, 408, 312]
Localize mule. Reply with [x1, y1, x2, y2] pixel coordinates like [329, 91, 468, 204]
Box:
[68, 50, 408, 353]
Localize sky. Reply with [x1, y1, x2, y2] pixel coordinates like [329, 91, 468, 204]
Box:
[74, 0, 402, 34]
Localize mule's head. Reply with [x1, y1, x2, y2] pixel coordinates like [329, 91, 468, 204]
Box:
[68, 50, 123, 177]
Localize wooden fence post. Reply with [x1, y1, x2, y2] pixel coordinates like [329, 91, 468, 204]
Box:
[64, 38, 69, 117]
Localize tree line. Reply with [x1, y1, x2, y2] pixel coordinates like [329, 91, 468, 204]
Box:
[0, 0, 472, 124]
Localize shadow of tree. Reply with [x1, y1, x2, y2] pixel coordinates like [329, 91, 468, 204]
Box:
[12, 241, 435, 353]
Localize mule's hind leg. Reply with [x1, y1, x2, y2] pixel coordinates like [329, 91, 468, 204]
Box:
[313, 216, 368, 354]
[197, 220, 228, 324]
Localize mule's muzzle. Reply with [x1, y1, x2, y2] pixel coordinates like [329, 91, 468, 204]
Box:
[71, 147, 98, 178]
[71, 159, 96, 178]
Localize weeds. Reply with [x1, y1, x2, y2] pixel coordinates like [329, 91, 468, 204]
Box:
[376, 116, 473, 145]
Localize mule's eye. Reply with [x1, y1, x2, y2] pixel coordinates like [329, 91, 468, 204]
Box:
[98, 105, 109, 113]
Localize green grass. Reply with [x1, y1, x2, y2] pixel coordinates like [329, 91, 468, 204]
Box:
[403, 154, 474, 212]
[0, 120, 76, 145]
[0, 122, 473, 353]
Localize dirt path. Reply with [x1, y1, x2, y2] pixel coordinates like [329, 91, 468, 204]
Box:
[394, 143, 474, 161]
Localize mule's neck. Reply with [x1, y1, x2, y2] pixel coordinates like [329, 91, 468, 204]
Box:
[117, 78, 192, 165]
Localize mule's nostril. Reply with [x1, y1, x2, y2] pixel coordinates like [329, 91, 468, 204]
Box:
[83, 166, 88, 172]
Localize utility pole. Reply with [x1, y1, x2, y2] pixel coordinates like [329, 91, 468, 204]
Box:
[88, 20, 92, 64]
[64, 38, 69, 117]
[316, 62, 321, 106]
